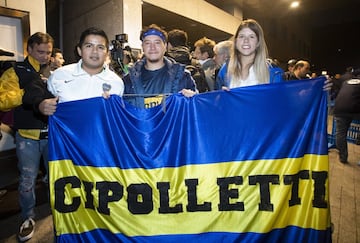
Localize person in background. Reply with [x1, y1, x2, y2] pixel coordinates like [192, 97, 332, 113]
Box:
[121, 50, 135, 76]
[206, 40, 232, 90]
[215, 19, 284, 89]
[124, 45, 139, 63]
[193, 37, 217, 91]
[213, 40, 232, 69]
[287, 59, 297, 72]
[123, 24, 196, 109]
[193, 37, 217, 73]
[166, 28, 209, 93]
[109, 49, 135, 77]
[49, 48, 65, 72]
[284, 60, 311, 80]
[166, 29, 193, 65]
[333, 68, 360, 164]
[283, 58, 297, 80]
[331, 67, 354, 101]
[0, 32, 54, 242]
[32, 27, 124, 116]
[108, 44, 137, 78]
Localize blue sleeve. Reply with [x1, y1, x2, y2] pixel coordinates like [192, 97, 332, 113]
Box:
[182, 71, 197, 91]
[269, 66, 285, 83]
[215, 63, 228, 90]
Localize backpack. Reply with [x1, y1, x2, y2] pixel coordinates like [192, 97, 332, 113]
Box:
[185, 63, 209, 93]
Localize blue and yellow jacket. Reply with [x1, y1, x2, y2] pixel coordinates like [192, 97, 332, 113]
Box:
[0, 56, 50, 139]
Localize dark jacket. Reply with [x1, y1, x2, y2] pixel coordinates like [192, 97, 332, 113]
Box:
[13, 57, 51, 130]
[123, 57, 196, 108]
[334, 76, 360, 118]
[330, 72, 353, 100]
[166, 46, 209, 93]
[166, 46, 192, 65]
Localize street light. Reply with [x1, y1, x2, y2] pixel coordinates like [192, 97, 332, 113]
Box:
[290, 1, 300, 8]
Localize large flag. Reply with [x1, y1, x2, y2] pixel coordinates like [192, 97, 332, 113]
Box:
[48, 76, 332, 242]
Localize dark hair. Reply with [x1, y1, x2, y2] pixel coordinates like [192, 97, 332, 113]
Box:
[140, 24, 168, 42]
[78, 27, 109, 50]
[124, 45, 132, 52]
[287, 59, 297, 66]
[52, 47, 62, 57]
[27, 32, 54, 51]
[167, 29, 188, 47]
[294, 60, 310, 70]
[194, 37, 216, 58]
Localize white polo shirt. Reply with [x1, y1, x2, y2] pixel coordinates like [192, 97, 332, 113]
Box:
[47, 60, 124, 103]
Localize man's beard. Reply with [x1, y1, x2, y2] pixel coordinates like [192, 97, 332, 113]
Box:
[147, 57, 162, 63]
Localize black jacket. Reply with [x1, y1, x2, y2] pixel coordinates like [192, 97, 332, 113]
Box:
[13, 57, 53, 130]
[166, 46, 192, 65]
[334, 76, 360, 118]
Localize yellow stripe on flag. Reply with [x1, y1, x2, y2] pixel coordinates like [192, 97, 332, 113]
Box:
[50, 154, 330, 236]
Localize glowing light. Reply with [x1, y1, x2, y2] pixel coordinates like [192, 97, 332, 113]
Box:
[290, 1, 300, 8]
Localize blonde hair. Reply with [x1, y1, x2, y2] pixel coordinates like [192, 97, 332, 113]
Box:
[227, 19, 270, 84]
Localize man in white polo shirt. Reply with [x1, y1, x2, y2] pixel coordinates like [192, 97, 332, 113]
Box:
[35, 27, 124, 116]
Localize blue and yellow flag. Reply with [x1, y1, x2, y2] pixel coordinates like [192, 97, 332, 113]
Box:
[49, 77, 332, 242]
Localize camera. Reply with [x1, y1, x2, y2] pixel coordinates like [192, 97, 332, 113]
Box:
[109, 33, 128, 76]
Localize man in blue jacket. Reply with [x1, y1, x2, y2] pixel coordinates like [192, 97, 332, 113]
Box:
[123, 24, 197, 108]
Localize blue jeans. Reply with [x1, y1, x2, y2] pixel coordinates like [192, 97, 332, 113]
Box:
[16, 132, 48, 220]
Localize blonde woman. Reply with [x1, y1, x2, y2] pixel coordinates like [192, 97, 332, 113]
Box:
[215, 19, 284, 89]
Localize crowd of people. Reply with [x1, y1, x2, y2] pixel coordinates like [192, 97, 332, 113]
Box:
[0, 18, 359, 241]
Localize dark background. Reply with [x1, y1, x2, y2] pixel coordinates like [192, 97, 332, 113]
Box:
[45, 0, 360, 75]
